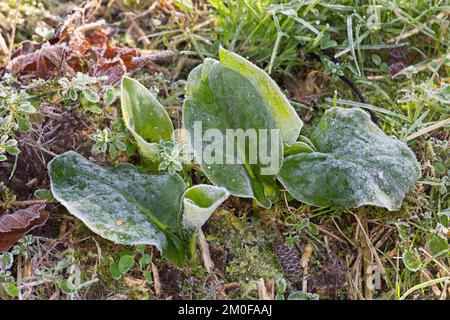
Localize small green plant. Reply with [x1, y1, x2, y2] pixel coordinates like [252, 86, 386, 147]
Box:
[110, 254, 135, 280]
[109, 246, 153, 284]
[48, 49, 421, 268]
[0, 252, 17, 297]
[89, 117, 137, 161]
[10, 235, 34, 258]
[0, 236, 37, 298]
[0, 134, 19, 161]
[0, 89, 36, 132]
[0, 84, 37, 161]
[321, 56, 345, 80]
[158, 140, 192, 174]
[58, 72, 104, 113]
[90, 128, 127, 159]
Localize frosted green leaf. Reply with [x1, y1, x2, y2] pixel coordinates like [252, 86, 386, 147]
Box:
[278, 107, 420, 211]
[82, 88, 100, 103]
[183, 58, 283, 208]
[182, 185, 229, 231]
[121, 77, 174, 163]
[219, 47, 302, 146]
[48, 151, 186, 264]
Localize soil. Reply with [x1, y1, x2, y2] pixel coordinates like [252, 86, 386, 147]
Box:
[158, 262, 184, 300]
[1, 106, 94, 201]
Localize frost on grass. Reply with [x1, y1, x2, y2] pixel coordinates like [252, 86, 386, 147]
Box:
[278, 107, 421, 211]
[48, 151, 185, 251]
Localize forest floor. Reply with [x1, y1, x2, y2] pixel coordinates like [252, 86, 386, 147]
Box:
[0, 0, 449, 300]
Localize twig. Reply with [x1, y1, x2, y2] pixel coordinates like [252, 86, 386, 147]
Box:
[0, 31, 8, 55]
[6, 0, 20, 65]
[359, 212, 373, 300]
[256, 278, 271, 300]
[440, 281, 448, 300]
[151, 263, 161, 296]
[406, 118, 450, 141]
[76, 19, 106, 33]
[300, 243, 313, 292]
[198, 229, 214, 273]
[421, 269, 442, 296]
[12, 199, 48, 207]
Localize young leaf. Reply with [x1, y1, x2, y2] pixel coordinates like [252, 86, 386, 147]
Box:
[278, 107, 420, 211]
[121, 77, 174, 163]
[219, 47, 302, 145]
[109, 261, 122, 280]
[183, 58, 283, 208]
[182, 185, 229, 232]
[4, 282, 19, 297]
[48, 151, 186, 265]
[118, 255, 135, 273]
[402, 250, 421, 272]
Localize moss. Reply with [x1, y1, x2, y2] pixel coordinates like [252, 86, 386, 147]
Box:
[205, 210, 283, 298]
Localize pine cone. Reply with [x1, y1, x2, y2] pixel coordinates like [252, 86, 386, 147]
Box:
[274, 241, 302, 280]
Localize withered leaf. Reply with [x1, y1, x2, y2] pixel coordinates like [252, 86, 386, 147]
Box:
[0, 204, 49, 252]
[7, 26, 173, 85]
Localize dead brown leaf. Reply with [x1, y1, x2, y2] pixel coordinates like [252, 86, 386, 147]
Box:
[6, 0, 173, 85]
[0, 203, 49, 251]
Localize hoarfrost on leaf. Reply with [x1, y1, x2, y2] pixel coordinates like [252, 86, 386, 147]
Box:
[183, 57, 283, 208]
[48, 151, 228, 266]
[48, 151, 185, 259]
[278, 107, 421, 211]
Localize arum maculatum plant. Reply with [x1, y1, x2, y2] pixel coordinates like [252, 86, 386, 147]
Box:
[49, 47, 421, 267]
[183, 47, 420, 210]
[49, 152, 229, 267]
[49, 76, 229, 267]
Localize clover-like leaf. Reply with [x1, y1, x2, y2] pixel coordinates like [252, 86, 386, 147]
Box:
[48, 151, 186, 265]
[121, 77, 174, 164]
[183, 58, 283, 208]
[278, 107, 420, 211]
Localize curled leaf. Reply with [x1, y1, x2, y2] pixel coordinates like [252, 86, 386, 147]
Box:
[7, 5, 173, 85]
[0, 204, 49, 251]
[182, 185, 229, 232]
[121, 77, 174, 164]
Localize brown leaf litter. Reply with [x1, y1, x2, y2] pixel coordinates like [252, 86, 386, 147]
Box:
[6, 0, 174, 85]
[0, 203, 49, 251]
